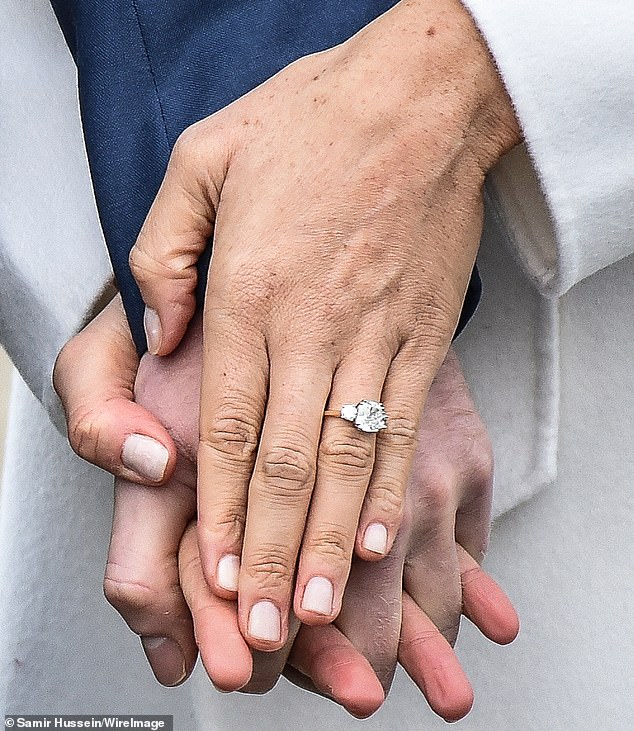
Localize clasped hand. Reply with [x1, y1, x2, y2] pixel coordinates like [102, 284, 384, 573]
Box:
[54, 0, 522, 718]
[128, 0, 519, 651]
[55, 300, 518, 720]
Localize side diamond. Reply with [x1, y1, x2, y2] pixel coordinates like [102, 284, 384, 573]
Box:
[340, 404, 358, 422]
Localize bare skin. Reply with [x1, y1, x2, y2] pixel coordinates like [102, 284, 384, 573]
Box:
[55, 298, 518, 721]
[128, 0, 522, 651]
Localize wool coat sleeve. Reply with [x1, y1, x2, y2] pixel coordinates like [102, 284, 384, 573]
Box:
[461, 0, 634, 296]
[0, 0, 114, 431]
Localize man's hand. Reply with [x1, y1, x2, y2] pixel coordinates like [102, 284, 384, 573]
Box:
[54, 296, 177, 486]
[128, 0, 521, 649]
[54, 298, 518, 721]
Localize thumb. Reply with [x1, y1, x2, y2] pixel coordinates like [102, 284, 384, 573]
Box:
[129, 123, 227, 356]
[54, 296, 177, 485]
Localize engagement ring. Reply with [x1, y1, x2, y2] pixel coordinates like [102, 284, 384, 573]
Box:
[324, 400, 388, 433]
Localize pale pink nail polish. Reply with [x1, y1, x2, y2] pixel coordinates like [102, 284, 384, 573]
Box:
[121, 434, 169, 482]
[301, 576, 334, 615]
[144, 307, 163, 355]
[362, 523, 388, 555]
[248, 601, 281, 642]
[216, 554, 240, 592]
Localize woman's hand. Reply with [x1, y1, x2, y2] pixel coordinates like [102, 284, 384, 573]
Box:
[128, 0, 521, 649]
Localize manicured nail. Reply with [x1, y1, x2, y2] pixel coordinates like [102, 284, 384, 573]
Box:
[141, 636, 186, 686]
[122, 434, 169, 482]
[301, 576, 334, 615]
[248, 601, 281, 642]
[362, 523, 388, 555]
[144, 307, 162, 355]
[216, 554, 240, 592]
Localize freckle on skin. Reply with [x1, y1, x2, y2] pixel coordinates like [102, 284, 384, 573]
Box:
[426, 26, 436, 37]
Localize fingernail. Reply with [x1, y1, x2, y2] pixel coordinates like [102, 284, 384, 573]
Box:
[248, 601, 281, 642]
[144, 307, 162, 355]
[362, 523, 388, 555]
[122, 434, 169, 482]
[216, 554, 240, 592]
[301, 576, 334, 615]
[141, 636, 186, 686]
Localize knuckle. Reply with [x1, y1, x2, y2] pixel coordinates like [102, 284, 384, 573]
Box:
[128, 245, 149, 281]
[420, 472, 455, 516]
[402, 626, 439, 653]
[178, 549, 203, 582]
[200, 508, 245, 544]
[103, 572, 164, 617]
[129, 242, 197, 287]
[66, 404, 102, 464]
[260, 444, 314, 494]
[245, 545, 294, 590]
[384, 413, 418, 450]
[467, 436, 494, 489]
[460, 565, 483, 588]
[128, 246, 159, 284]
[367, 479, 405, 522]
[214, 509, 246, 537]
[178, 555, 214, 609]
[321, 656, 359, 689]
[318, 432, 374, 478]
[404, 616, 460, 651]
[303, 525, 353, 564]
[53, 338, 76, 397]
[171, 124, 204, 168]
[413, 287, 458, 339]
[200, 402, 261, 464]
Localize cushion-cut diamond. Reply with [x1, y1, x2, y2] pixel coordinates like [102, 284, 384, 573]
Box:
[354, 400, 388, 433]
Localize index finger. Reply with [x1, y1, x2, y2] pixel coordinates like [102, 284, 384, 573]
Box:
[129, 124, 226, 355]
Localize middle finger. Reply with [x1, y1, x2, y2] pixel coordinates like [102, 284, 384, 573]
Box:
[238, 350, 332, 650]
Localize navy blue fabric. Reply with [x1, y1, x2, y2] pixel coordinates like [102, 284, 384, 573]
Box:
[50, 0, 480, 352]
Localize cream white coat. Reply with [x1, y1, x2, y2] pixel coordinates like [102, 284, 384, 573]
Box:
[1, 1, 633, 728]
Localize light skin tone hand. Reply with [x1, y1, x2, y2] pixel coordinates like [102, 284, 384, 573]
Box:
[54, 297, 519, 721]
[127, 0, 522, 650]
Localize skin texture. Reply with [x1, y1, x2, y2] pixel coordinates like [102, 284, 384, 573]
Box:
[128, 0, 522, 651]
[54, 298, 519, 721]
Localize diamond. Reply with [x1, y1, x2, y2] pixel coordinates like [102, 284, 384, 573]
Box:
[353, 400, 388, 433]
[340, 404, 358, 422]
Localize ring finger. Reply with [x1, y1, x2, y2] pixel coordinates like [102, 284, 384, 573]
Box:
[293, 351, 390, 625]
[355, 342, 440, 562]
